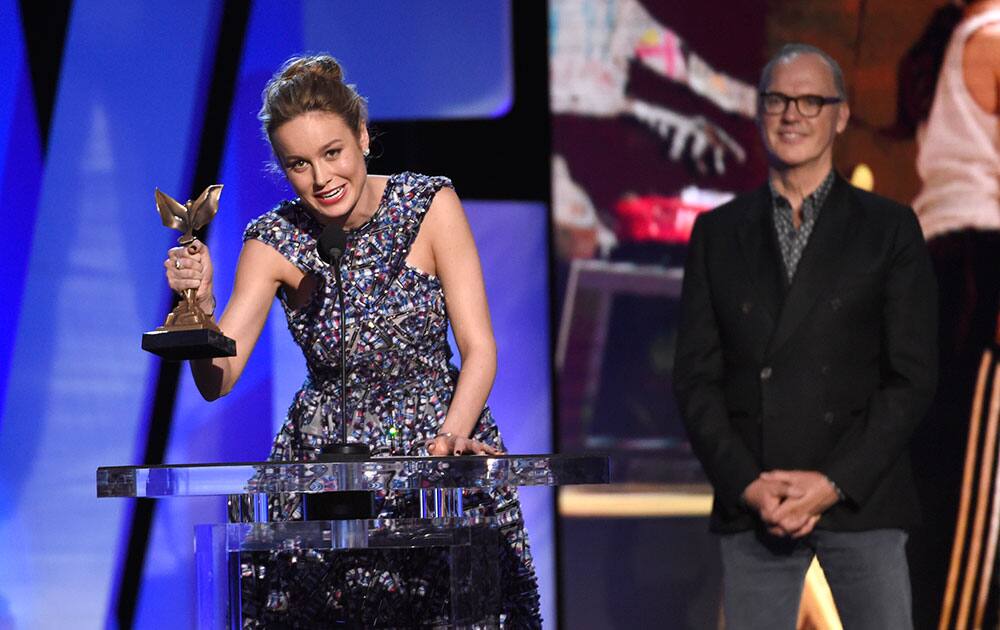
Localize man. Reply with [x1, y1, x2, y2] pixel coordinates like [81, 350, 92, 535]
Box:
[673, 43, 937, 629]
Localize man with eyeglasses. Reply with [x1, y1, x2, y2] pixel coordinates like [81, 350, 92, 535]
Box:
[673, 43, 937, 628]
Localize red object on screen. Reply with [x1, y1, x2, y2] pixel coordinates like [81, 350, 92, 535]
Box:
[613, 194, 712, 244]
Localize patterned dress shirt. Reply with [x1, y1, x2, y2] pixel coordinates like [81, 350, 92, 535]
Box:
[769, 170, 835, 283]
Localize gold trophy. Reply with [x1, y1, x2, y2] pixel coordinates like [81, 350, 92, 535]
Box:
[141, 185, 236, 360]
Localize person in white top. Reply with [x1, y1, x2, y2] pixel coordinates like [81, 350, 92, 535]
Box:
[906, 2, 1000, 628]
[913, 1, 1000, 237]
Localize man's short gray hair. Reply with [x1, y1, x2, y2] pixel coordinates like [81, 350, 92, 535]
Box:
[758, 43, 847, 100]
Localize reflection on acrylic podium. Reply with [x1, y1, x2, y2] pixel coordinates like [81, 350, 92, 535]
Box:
[98, 455, 608, 628]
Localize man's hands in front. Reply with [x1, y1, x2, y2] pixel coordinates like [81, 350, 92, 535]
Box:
[741, 471, 841, 538]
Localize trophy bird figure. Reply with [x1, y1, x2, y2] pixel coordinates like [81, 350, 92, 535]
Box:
[154, 185, 223, 330]
[155, 184, 223, 245]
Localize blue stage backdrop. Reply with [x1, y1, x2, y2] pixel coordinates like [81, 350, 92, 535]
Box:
[0, 2, 222, 628]
[0, 0, 42, 430]
[0, 1, 552, 628]
[0, 2, 42, 625]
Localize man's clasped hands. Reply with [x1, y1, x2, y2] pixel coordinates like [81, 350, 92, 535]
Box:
[742, 470, 842, 538]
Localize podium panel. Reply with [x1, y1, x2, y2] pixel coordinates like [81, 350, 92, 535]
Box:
[196, 518, 501, 628]
[98, 454, 609, 497]
[98, 455, 608, 628]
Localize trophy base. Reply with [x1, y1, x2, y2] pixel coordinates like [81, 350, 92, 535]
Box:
[142, 328, 236, 361]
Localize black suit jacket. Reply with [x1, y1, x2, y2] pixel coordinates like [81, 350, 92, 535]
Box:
[673, 175, 937, 533]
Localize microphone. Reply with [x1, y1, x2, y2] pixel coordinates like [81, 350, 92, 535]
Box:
[306, 223, 373, 521]
[316, 223, 366, 456]
[317, 224, 347, 265]
[317, 224, 349, 445]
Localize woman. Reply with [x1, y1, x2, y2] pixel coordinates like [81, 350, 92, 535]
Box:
[902, 2, 1000, 627]
[166, 54, 540, 627]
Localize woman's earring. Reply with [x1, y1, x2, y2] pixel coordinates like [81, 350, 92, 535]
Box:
[363, 148, 370, 157]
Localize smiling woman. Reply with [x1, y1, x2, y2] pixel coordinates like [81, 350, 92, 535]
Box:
[261, 56, 375, 227]
[271, 110, 375, 224]
[163, 54, 541, 627]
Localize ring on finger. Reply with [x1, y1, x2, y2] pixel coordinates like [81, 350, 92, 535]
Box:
[174, 258, 182, 270]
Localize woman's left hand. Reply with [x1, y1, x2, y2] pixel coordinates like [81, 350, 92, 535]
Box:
[427, 433, 503, 456]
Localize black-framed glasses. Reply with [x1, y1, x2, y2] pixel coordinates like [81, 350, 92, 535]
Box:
[760, 92, 843, 117]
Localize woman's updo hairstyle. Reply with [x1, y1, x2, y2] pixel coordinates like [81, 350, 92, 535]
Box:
[258, 54, 368, 144]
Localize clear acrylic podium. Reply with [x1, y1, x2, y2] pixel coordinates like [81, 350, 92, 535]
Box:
[97, 454, 609, 628]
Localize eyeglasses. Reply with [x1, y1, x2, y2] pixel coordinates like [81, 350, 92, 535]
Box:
[760, 92, 843, 118]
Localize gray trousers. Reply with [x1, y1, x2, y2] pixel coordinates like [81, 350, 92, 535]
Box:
[719, 529, 912, 630]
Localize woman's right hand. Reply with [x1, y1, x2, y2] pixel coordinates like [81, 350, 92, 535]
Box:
[426, 433, 503, 457]
[165, 238, 215, 314]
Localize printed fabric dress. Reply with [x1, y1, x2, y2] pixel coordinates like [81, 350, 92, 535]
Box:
[236, 172, 541, 628]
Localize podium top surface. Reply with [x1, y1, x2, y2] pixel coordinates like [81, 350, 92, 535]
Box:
[97, 454, 610, 498]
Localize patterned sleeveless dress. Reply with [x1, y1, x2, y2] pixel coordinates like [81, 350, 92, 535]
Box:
[238, 172, 540, 627]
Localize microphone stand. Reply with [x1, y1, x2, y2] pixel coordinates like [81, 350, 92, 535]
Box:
[324, 258, 369, 458]
[304, 225, 375, 521]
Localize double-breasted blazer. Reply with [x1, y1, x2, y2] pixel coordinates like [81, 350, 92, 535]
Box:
[673, 175, 938, 533]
